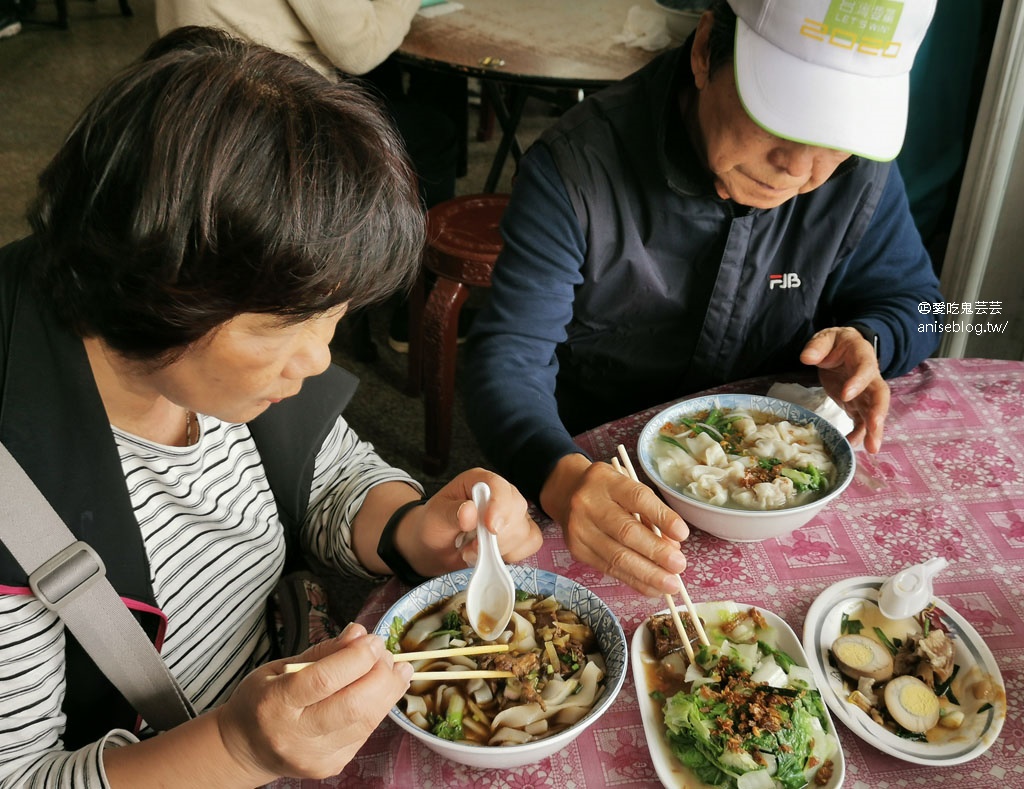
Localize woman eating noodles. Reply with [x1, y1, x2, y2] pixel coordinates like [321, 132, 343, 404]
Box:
[0, 26, 541, 788]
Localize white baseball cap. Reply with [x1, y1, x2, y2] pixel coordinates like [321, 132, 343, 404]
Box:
[727, 0, 937, 161]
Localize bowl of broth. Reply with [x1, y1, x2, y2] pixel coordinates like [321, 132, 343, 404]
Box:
[372, 565, 627, 769]
[637, 394, 854, 542]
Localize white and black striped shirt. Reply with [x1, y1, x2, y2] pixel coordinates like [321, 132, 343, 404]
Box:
[0, 413, 419, 787]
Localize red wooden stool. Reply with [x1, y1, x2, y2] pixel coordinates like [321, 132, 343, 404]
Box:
[407, 193, 509, 474]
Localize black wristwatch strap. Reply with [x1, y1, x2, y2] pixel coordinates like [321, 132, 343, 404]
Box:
[848, 323, 880, 358]
[376, 498, 430, 587]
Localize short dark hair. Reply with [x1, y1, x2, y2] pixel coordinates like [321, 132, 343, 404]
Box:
[28, 26, 424, 362]
[707, 0, 737, 78]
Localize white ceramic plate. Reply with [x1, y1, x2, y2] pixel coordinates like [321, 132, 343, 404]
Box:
[802, 576, 1007, 766]
[632, 602, 845, 788]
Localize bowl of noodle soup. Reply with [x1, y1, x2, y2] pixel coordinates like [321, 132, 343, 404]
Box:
[637, 394, 854, 542]
[372, 566, 627, 769]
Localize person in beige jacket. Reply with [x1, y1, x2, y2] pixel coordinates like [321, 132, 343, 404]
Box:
[156, 0, 421, 79]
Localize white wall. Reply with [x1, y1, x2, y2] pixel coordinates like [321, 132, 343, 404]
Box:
[971, 130, 1024, 358]
[939, 0, 1024, 361]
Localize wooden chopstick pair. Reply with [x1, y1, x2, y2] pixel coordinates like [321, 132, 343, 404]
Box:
[283, 641, 515, 680]
[612, 445, 710, 660]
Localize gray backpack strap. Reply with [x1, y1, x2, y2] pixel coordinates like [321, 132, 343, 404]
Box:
[0, 441, 195, 732]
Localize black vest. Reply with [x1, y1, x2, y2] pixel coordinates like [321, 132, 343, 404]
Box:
[0, 236, 358, 746]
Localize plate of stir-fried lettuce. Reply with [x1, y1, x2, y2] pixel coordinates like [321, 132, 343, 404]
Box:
[632, 601, 844, 788]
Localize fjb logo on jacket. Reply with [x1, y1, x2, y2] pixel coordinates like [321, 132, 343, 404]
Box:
[769, 273, 802, 290]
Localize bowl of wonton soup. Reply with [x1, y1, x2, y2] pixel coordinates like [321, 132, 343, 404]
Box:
[637, 394, 854, 542]
[373, 566, 627, 769]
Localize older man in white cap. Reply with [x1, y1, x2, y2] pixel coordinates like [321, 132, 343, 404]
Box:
[464, 0, 943, 596]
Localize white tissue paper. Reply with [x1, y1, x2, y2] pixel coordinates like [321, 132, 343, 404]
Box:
[766, 382, 855, 437]
[613, 6, 672, 51]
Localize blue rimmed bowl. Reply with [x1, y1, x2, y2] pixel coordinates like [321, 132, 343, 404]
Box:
[372, 565, 627, 769]
[637, 393, 855, 542]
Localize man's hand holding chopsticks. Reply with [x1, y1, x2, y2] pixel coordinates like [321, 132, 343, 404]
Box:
[539, 453, 690, 598]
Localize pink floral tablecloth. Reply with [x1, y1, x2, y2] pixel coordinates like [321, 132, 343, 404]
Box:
[274, 358, 1023, 788]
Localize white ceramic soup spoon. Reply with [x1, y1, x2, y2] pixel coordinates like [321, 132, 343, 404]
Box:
[465, 482, 515, 641]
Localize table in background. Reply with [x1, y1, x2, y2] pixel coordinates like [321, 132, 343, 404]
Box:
[272, 358, 1024, 788]
[398, 0, 668, 191]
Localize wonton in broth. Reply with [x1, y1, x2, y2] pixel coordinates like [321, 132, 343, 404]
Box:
[651, 407, 835, 510]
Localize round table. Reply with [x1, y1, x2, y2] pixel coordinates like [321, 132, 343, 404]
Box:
[272, 357, 1024, 788]
[397, 0, 671, 191]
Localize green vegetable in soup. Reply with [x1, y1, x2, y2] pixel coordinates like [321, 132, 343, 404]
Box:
[427, 610, 463, 639]
[840, 612, 863, 635]
[757, 639, 795, 672]
[429, 692, 465, 741]
[779, 463, 827, 493]
[657, 434, 693, 455]
[385, 616, 404, 653]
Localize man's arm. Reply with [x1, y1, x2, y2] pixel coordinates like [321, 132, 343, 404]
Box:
[805, 163, 943, 452]
[824, 162, 943, 376]
[463, 144, 586, 504]
[463, 147, 691, 597]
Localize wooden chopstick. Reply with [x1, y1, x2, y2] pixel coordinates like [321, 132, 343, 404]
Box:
[283, 643, 510, 674]
[614, 445, 710, 649]
[410, 670, 515, 681]
[285, 665, 514, 680]
[393, 644, 510, 662]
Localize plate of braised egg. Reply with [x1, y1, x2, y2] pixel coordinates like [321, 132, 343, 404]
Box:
[802, 577, 1006, 765]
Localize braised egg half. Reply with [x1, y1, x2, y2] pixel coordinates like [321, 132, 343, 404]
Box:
[831, 633, 894, 681]
[883, 675, 941, 733]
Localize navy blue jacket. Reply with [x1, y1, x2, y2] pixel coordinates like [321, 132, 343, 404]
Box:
[464, 43, 942, 503]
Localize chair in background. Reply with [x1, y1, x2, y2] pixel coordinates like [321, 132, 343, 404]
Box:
[54, 0, 132, 29]
[406, 193, 509, 474]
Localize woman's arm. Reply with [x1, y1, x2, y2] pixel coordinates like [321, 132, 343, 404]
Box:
[0, 593, 139, 789]
[104, 623, 411, 787]
[301, 415, 424, 578]
[0, 591, 410, 788]
[302, 417, 541, 579]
